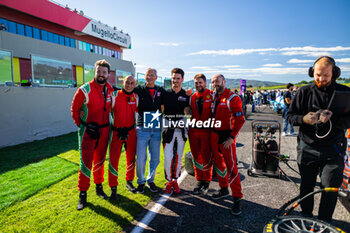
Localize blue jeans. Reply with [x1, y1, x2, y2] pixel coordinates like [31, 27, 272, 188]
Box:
[282, 107, 294, 134]
[136, 127, 161, 185]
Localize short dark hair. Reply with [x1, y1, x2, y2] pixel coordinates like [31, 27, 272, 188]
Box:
[286, 83, 294, 89]
[194, 73, 206, 81]
[171, 68, 184, 78]
[218, 74, 225, 80]
[95, 59, 111, 73]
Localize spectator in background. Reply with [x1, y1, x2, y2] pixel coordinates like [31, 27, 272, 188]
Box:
[276, 89, 281, 98]
[263, 90, 268, 104]
[270, 90, 276, 101]
[251, 91, 256, 113]
[0, 23, 8, 31]
[282, 83, 296, 136]
[256, 91, 262, 105]
[293, 86, 299, 95]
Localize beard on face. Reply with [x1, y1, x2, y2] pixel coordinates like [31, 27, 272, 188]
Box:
[96, 76, 107, 84]
[214, 85, 224, 93]
[197, 86, 205, 93]
[315, 79, 332, 88]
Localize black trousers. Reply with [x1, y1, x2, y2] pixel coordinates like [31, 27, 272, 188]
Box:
[297, 138, 345, 222]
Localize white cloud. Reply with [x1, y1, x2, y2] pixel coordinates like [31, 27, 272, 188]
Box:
[281, 51, 331, 57]
[287, 59, 314, 64]
[255, 67, 306, 75]
[187, 46, 350, 57]
[187, 48, 278, 56]
[192, 67, 306, 76]
[337, 58, 350, 63]
[280, 46, 350, 52]
[191, 66, 216, 70]
[263, 64, 283, 67]
[216, 65, 240, 68]
[227, 67, 306, 75]
[159, 42, 179, 47]
[280, 46, 350, 57]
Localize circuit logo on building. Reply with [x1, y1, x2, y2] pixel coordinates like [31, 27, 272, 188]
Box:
[91, 24, 127, 44]
[143, 110, 162, 129]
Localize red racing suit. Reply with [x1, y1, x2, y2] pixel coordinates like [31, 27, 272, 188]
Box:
[211, 88, 245, 198]
[109, 90, 138, 187]
[71, 79, 113, 191]
[189, 89, 213, 181]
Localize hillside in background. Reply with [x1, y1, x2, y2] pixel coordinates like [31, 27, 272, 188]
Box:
[183, 78, 284, 89]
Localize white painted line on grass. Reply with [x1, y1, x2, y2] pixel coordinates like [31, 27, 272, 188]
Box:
[130, 170, 188, 233]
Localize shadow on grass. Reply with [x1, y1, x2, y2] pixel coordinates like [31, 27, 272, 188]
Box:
[0, 132, 78, 174]
[87, 203, 131, 225]
[88, 194, 146, 226]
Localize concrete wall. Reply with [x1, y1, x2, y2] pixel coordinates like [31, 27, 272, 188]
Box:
[0, 86, 78, 148]
[0, 31, 135, 75]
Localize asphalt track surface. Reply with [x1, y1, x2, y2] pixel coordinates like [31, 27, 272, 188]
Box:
[128, 104, 350, 233]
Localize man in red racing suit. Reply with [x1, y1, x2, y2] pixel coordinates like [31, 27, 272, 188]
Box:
[189, 73, 213, 195]
[109, 75, 138, 200]
[210, 74, 245, 216]
[71, 60, 113, 210]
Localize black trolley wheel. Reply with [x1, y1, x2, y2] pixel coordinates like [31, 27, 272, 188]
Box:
[263, 216, 345, 233]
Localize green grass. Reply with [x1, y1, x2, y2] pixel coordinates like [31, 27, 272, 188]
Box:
[0, 132, 77, 174]
[0, 132, 191, 232]
[0, 156, 78, 210]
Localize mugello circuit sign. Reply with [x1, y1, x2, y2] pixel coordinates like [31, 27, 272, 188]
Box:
[82, 20, 131, 48]
[1, 0, 131, 48]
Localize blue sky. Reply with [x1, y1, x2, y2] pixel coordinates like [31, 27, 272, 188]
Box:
[55, 0, 350, 83]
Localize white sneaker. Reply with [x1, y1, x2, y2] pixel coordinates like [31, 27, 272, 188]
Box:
[282, 132, 287, 136]
[290, 132, 298, 136]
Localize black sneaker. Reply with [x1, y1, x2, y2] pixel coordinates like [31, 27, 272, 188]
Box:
[231, 197, 242, 216]
[201, 181, 210, 195]
[136, 184, 145, 194]
[211, 187, 229, 200]
[147, 182, 158, 193]
[96, 183, 108, 199]
[192, 181, 204, 195]
[110, 186, 117, 201]
[126, 180, 136, 192]
[77, 191, 87, 210]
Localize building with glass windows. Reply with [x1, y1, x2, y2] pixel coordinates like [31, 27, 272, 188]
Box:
[0, 0, 135, 148]
[0, 0, 134, 87]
